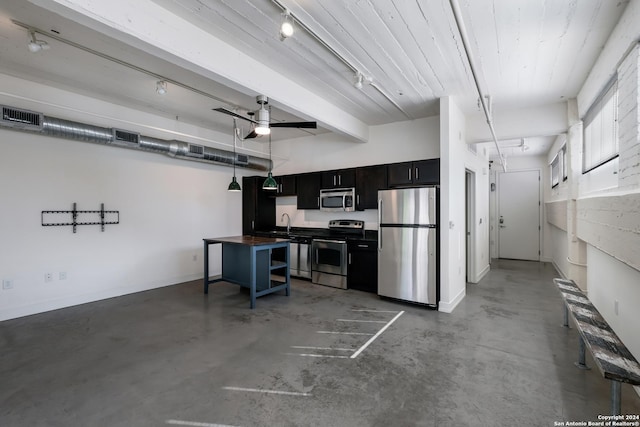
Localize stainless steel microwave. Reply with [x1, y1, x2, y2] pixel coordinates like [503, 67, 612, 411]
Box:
[319, 188, 355, 212]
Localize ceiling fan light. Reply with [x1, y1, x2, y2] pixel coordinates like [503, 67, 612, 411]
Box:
[255, 124, 270, 135]
[254, 105, 270, 135]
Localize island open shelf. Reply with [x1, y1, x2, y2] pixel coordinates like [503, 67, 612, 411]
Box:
[203, 236, 290, 309]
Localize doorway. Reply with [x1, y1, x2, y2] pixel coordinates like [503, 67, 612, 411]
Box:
[497, 169, 540, 261]
[465, 169, 475, 281]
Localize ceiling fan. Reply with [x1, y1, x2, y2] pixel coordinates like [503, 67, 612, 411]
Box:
[213, 95, 317, 139]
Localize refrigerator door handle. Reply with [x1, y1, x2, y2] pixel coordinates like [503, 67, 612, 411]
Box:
[377, 198, 382, 251]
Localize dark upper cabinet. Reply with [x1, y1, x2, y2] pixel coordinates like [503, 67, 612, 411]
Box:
[387, 159, 439, 187]
[274, 175, 296, 196]
[355, 165, 387, 210]
[321, 168, 356, 189]
[347, 240, 378, 293]
[413, 159, 439, 185]
[296, 172, 321, 209]
[242, 176, 275, 234]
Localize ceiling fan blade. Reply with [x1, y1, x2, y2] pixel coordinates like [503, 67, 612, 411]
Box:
[212, 107, 256, 123]
[270, 121, 317, 129]
[243, 130, 258, 139]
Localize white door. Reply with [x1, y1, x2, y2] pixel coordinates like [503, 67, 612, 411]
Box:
[498, 170, 540, 261]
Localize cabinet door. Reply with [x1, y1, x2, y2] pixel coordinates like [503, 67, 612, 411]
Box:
[336, 168, 356, 188]
[242, 176, 275, 234]
[296, 172, 321, 209]
[275, 175, 297, 196]
[321, 171, 337, 189]
[321, 168, 356, 189]
[355, 165, 387, 210]
[413, 159, 440, 185]
[387, 162, 413, 187]
[347, 242, 378, 293]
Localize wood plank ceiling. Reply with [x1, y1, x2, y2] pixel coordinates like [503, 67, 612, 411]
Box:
[0, 0, 629, 148]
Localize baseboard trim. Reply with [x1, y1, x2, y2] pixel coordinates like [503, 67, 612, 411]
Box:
[438, 288, 466, 313]
[0, 273, 203, 322]
[472, 264, 490, 283]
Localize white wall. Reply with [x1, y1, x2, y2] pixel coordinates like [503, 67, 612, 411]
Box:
[439, 97, 467, 313]
[271, 116, 440, 230]
[548, 0, 640, 378]
[0, 74, 256, 321]
[588, 246, 640, 363]
[272, 116, 440, 174]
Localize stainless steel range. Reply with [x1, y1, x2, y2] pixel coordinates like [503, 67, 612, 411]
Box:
[311, 219, 364, 289]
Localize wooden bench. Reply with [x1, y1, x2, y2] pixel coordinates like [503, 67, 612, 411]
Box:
[554, 278, 640, 415]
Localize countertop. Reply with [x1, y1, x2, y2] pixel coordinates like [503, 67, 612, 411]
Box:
[255, 227, 378, 243]
[204, 235, 290, 246]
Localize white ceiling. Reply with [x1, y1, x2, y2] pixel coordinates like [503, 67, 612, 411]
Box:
[0, 0, 629, 152]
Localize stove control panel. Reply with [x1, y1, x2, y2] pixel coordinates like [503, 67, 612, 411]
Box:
[328, 219, 364, 230]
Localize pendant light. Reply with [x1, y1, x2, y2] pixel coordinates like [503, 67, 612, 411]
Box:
[227, 118, 242, 192]
[262, 132, 278, 191]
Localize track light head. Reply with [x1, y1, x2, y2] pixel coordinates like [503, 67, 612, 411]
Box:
[279, 10, 294, 41]
[156, 80, 167, 95]
[354, 72, 364, 89]
[27, 30, 49, 53]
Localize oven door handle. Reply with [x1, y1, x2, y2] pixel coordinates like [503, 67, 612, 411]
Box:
[313, 239, 347, 244]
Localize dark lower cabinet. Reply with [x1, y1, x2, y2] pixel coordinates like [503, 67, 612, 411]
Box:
[355, 165, 387, 210]
[296, 172, 321, 209]
[347, 240, 378, 293]
[242, 176, 275, 234]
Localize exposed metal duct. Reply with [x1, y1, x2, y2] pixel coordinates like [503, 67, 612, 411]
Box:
[1, 105, 271, 171]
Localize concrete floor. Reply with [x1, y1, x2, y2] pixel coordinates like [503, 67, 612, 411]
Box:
[1, 260, 639, 426]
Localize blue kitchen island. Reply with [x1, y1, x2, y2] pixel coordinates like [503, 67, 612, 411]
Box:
[203, 236, 290, 309]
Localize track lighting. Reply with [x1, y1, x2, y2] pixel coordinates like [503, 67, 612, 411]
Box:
[27, 30, 49, 53]
[156, 80, 167, 95]
[279, 10, 294, 41]
[354, 72, 364, 89]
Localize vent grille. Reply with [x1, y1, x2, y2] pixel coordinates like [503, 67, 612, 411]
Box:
[187, 144, 205, 158]
[112, 129, 140, 145]
[0, 106, 43, 130]
[236, 154, 249, 165]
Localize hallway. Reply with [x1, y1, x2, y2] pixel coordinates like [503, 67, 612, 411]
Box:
[1, 260, 638, 426]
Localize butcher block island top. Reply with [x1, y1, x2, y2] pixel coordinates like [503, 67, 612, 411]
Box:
[202, 235, 291, 308]
[203, 235, 290, 246]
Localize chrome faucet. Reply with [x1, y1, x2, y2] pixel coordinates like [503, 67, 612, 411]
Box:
[281, 213, 291, 233]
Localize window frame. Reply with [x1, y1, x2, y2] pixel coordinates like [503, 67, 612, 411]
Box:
[582, 76, 619, 174]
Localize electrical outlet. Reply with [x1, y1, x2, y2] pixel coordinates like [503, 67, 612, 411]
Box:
[192, 254, 198, 262]
[2, 279, 13, 290]
[59, 272, 67, 280]
[44, 273, 53, 283]
[614, 300, 619, 316]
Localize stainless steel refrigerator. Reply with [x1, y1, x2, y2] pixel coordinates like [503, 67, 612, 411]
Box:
[377, 187, 438, 306]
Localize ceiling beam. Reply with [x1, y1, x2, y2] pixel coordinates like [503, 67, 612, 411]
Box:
[29, 0, 370, 142]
